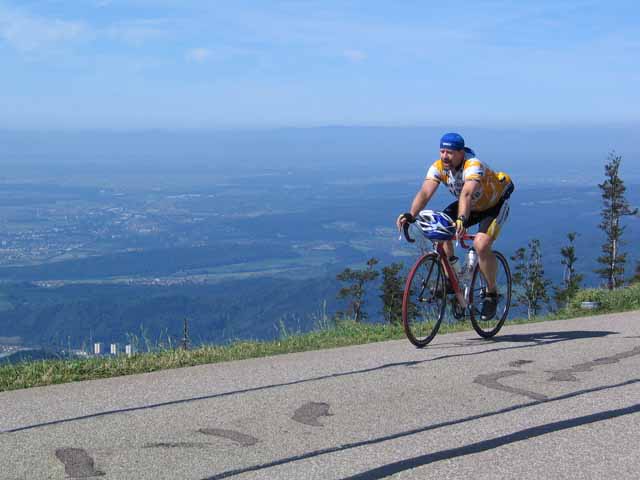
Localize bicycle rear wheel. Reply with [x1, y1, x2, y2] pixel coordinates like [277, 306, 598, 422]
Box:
[469, 250, 511, 338]
[402, 253, 446, 348]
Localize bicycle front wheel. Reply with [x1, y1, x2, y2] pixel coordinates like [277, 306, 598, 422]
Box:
[402, 253, 446, 348]
[469, 250, 511, 338]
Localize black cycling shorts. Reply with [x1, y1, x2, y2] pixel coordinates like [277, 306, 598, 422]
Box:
[443, 182, 514, 241]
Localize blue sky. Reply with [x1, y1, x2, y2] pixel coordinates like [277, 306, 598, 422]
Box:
[1, 0, 639, 129]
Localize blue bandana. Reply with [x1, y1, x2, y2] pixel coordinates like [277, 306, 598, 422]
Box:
[440, 132, 465, 151]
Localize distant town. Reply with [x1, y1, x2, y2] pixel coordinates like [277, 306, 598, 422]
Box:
[0, 187, 219, 269]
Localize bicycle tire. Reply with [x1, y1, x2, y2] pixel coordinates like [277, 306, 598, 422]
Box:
[469, 250, 511, 338]
[402, 253, 446, 348]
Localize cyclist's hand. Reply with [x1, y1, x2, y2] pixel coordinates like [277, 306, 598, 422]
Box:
[396, 212, 415, 230]
[455, 218, 466, 238]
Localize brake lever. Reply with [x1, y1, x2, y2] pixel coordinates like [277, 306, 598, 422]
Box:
[402, 222, 415, 243]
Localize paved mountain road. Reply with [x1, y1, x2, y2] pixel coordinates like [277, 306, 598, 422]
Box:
[2, 311, 640, 479]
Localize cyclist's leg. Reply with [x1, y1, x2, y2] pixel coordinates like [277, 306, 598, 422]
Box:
[474, 233, 497, 292]
[442, 240, 454, 259]
[442, 201, 458, 260]
[474, 198, 511, 293]
[472, 197, 511, 320]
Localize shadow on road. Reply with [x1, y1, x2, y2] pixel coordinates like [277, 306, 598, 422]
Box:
[424, 329, 618, 366]
[342, 402, 640, 480]
[490, 330, 617, 344]
[424, 329, 618, 351]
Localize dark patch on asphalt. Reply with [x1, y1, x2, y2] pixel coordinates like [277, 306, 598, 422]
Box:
[508, 360, 533, 367]
[474, 370, 548, 401]
[199, 429, 258, 446]
[547, 345, 640, 382]
[292, 402, 332, 426]
[55, 448, 105, 478]
[144, 442, 210, 449]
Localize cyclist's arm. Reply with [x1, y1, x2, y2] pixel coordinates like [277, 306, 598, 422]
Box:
[397, 179, 439, 230]
[410, 179, 439, 217]
[458, 180, 480, 222]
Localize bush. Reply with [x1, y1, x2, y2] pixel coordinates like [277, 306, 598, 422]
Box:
[567, 284, 640, 313]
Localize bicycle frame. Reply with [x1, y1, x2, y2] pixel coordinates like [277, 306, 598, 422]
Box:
[432, 234, 475, 312]
[401, 222, 476, 313]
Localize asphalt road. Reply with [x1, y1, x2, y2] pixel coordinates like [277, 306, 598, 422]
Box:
[2, 311, 640, 479]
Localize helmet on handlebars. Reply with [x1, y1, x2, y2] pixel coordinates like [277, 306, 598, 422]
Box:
[415, 210, 456, 240]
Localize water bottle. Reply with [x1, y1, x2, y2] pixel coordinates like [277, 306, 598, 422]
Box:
[466, 248, 478, 274]
[461, 248, 477, 295]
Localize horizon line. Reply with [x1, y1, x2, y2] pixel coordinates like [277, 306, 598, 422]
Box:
[1, 123, 640, 134]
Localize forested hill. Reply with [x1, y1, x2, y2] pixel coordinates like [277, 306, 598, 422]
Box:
[0, 277, 339, 348]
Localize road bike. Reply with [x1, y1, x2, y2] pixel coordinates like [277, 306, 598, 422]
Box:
[400, 221, 512, 347]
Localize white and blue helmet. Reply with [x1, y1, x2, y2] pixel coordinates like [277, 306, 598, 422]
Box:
[416, 210, 456, 240]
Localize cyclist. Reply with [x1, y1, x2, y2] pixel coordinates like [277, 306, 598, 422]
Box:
[396, 132, 514, 320]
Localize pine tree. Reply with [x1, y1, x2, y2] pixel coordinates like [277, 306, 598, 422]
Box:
[595, 151, 638, 289]
[380, 262, 405, 324]
[336, 258, 379, 322]
[511, 239, 551, 319]
[554, 232, 584, 308]
[632, 261, 640, 284]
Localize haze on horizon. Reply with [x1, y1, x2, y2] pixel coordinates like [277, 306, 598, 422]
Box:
[1, 126, 639, 187]
[1, 1, 639, 130]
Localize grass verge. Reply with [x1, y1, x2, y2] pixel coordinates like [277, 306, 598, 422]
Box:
[1, 284, 639, 393]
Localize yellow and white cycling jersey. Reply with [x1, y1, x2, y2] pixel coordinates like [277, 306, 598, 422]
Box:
[426, 148, 512, 212]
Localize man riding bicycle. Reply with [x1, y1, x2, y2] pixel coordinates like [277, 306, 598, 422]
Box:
[396, 132, 514, 320]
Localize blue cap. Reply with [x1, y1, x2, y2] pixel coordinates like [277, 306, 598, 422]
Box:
[440, 132, 465, 151]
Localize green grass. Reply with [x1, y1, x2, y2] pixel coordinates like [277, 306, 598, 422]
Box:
[1, 284, 639, 393]
[565, 283, 640, 314]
